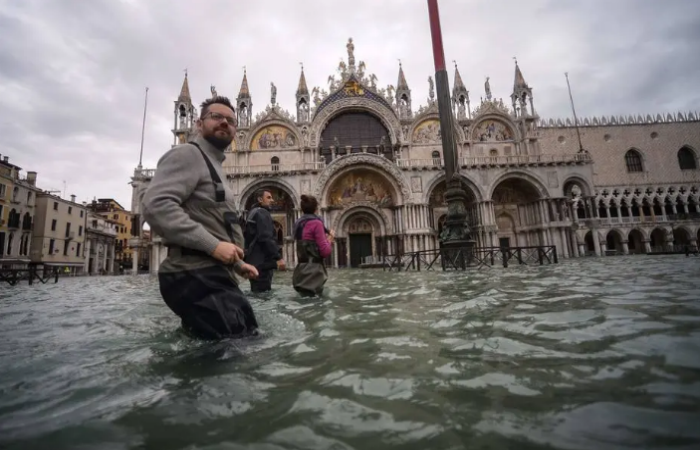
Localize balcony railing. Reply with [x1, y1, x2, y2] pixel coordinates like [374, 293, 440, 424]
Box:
[135, 153, 592, 180]
[224, 162, 326, 176]
[396, 153, 592, 169]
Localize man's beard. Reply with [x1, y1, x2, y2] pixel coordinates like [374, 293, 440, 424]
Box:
[203, 128, 233, 150]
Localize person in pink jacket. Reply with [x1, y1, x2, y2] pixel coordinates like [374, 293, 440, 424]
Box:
[291, 195, 335, 296]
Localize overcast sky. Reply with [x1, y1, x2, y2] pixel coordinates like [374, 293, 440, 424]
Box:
[1, 0, 698, 211]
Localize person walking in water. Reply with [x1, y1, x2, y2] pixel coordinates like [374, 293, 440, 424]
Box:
[243, 189, 286, 293]
[142, 96, 260, 340]
[292, 195, 334, 296]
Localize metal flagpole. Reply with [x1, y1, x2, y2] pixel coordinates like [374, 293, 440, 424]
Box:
[138, 87, 149, 168]
[564, 73, 584, 152]
[426, 0, 473, 252]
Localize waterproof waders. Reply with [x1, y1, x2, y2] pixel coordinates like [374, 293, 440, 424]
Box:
[160, 143, 258, 340]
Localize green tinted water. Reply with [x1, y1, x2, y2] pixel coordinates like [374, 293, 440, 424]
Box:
[1, 256, 699, 449]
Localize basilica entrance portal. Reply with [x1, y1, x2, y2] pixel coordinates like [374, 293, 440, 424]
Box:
[345, 216, 376, 268]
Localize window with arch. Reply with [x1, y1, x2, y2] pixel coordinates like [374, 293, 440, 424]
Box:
[271, 156, 280, 171]
[489, 148, 498, 157]
[677, 146, 697, 170]
[624, 149, 643, 173]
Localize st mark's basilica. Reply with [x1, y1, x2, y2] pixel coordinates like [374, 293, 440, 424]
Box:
[130, 38, 700, 272]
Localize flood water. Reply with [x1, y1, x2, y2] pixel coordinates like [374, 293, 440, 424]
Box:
[1, 256, 699, 449]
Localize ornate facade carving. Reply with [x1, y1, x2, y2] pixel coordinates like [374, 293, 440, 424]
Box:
[314, 154, 412, 204]
[332, 203, 394, 236]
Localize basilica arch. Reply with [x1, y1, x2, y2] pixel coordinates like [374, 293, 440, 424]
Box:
[314, 153, 411, 205]
[311, 92, 401, 148]
[490, 174, 549, 248]
[239, 179, 299, 246]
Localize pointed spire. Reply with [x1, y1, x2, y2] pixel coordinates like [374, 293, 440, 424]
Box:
[397, 60, 409, 91]
[452, 61, 470, 120]
[297, 63, 309, 96]
[178, 69, 191, 103]
[238, 66, 250, 97]
[514, 58, 528, 88]
[452, 61, 466, 92]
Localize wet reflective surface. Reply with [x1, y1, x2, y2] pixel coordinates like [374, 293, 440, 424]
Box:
[1, 256, 699, 449]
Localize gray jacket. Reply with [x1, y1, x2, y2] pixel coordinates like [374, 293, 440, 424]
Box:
[142, 135, 244, 274]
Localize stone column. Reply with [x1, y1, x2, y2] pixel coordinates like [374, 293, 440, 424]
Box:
[622, 240, 629, 255]
[592, 230, 601, 256]
[84, 238, 92, 274]
[559, 228, 569, 258]
[644, 240, 652, 254]
[569, 230, 579, 257]
[132, 248, 139, 275]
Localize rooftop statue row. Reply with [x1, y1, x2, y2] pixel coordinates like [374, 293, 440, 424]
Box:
[538, 111, 699, 128]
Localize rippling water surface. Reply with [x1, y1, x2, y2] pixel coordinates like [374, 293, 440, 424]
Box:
[1, 256, 700, 449]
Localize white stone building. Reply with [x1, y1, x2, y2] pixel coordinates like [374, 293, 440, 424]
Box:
[130, 39, 700, 273]
[85, 212, 117, 275]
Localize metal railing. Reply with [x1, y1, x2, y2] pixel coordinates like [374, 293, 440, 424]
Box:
[381, 245, 559, 271]
[224, 162, 325, 175]
[396, 153, 591, 169]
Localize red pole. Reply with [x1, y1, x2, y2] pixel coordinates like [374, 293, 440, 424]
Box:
[427, 0, 446, 72]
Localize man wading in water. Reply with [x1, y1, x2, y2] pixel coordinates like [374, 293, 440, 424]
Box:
[243, 189, 286, 293]
[142, 96, 260, 340]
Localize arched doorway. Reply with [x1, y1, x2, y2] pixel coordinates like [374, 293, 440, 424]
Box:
[584, 231, 595, 255]
[650, 228, 667, 252]
[244, 187, 296, 241]
[496, 213, 516, 248]
[491, 177, 542, 246]
[347, 215, 375, 267]
[326, 167, 395, 267]
[606, 230, 624, 254]
[320, 111, 393, 162]
[628, 229, 645, 254]
[672, 227, 691, 250]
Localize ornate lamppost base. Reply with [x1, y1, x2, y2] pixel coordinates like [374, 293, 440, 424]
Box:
[439, 179, 476, 269]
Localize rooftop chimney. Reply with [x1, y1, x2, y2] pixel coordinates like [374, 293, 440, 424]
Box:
[3, 156, 8, 163]
[26, 171, 37, 186]
[70, 194, 76, 203]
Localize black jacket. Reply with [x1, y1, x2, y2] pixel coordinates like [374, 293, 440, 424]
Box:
[243, 206, 282, 269]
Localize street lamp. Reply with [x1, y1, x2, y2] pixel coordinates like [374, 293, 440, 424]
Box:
[426, 0, 474, 253]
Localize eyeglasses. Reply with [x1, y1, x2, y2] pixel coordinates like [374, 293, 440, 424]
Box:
[204, 112, 236, 125]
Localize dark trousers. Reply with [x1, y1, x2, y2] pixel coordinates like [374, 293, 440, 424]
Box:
[249, 268, 274, 293]
[158, 265, 259, 340]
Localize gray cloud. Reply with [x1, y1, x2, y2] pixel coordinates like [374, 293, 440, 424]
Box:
[1, 0, 698, 209]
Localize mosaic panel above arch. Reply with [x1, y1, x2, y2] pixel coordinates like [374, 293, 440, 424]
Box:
[250, 125, 297, 150]
[412, 119, 442, 145]
[327, 169, 394, 208]
[472, 118, 514, 142]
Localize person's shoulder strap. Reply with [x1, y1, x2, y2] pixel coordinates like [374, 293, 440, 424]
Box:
[189, 141, 225, 202]
[295, 217, 323, 239]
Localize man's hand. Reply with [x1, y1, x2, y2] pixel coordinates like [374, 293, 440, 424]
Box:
[211, 242, 244, 264]
[236, 262, 259, 279]
[277, 259, 287, 271]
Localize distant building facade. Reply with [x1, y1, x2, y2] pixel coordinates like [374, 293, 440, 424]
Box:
[85, 212, 118, 275]
[0, 155, 41, 268]
[129, 38, 700, 272]
[86, 198, 133, 270]
[31, 193, 87, 275]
